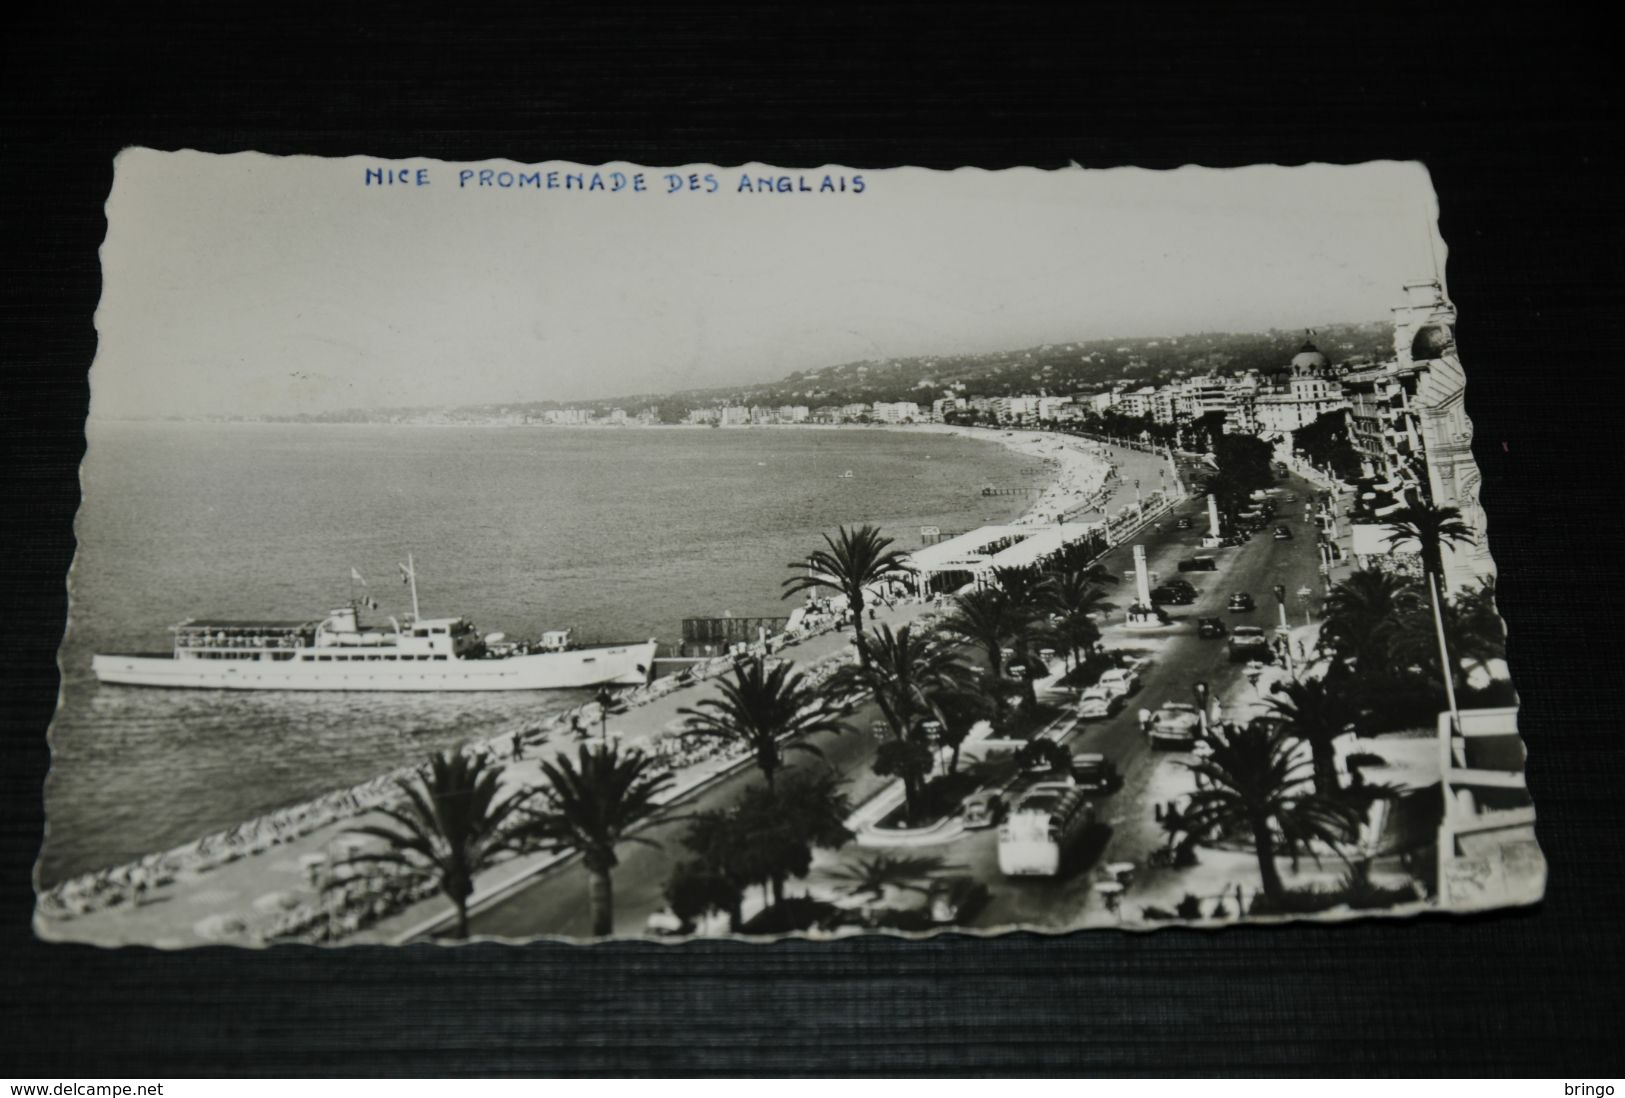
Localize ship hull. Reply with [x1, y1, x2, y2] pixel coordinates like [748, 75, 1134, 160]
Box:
[91, 642, 657, 692]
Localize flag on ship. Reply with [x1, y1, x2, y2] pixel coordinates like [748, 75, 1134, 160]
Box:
[399, 561, 414, 585]
[350, 567, 368, 587]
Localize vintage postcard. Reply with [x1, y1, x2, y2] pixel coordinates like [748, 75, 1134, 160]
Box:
[37, 151, 1541, 947]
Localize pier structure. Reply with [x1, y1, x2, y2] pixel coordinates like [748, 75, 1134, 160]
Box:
[679, 616, 791, 659]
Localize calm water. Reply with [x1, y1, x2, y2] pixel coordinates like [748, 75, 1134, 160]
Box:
[42, 422, 1035, 884]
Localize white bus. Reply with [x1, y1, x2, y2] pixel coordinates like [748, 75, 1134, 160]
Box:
[997, 782, 1097, 877]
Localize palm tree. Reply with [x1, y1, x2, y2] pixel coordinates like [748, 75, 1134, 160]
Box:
[933, 688, 993, 775]
[736, 773, 855, 906]
[992, 566, 1054, 707]
[342, 749, 532, 940]
[938, 587, 1027, 718]
[1321, 568, 1422, 675]
[783, 524, 915, 667]
[523, 742, 675, 936]
[1043, 568, 1117, 669]
[1386, 581, 1508, 695]
[826, 852, 960, 905]
[1263, 677, 1358, 796]
[829, 623, 971, 819]
[670, 811, 754, 931]
[1382, 500, 1475, 587]
[770, 771, 855, 854]
[677, 656, 848, 793]
[1180, 722, 1365, 905]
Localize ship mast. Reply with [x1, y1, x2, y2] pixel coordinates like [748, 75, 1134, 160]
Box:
[407, 552, 421, 623]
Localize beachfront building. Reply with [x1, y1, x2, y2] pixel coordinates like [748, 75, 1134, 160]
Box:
[542, 408, 593, 425]
[720, 405, 751, 426]
[1084, 389, 1122, 415]
[872, 401, 922, 424]
[1254, 341, 1349, 436]
[1037, 396, 1073, 422]
[933, 396, 965, 420]
[1395, 284, 1494, 589]
[1117, 386, 1159, 419]
[1335, 284, 1493, 591]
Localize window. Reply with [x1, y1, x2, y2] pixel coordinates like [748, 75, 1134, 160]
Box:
[433, 655, 448, 661]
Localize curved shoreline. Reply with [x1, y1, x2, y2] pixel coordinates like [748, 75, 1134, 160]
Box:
[36, 425, 1138, 942]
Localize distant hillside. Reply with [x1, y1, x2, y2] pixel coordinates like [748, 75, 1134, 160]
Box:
[256, 322, 1393, 424]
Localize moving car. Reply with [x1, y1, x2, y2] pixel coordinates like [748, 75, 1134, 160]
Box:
[1175, 516, 1194, 530]
[1097, 666, 1140, 697]
[1149, 703, 1202, 749]
[961, 790, 1006, 829]
[1227, 592, 1255, 612]
[1228, 625, 1271, 662]
[1273, 525, 1292, 540]
[1077, 684, 1122, 720]
[1197, 616, 1227, 638]
[1150, 584, 1196, 606]
[1070, 752, 1119, 792]
[1177, 556, 1218, 572]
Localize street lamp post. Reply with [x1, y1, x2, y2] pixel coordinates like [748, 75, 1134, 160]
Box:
[1273, 584, 1294, 678]
[594, 686, 615, 740]
[1193, 681, 1210, 737]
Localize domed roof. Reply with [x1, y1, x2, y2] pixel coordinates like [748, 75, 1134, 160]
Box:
[1410, 322, 1456, 361]
[1290, 339, 1328, 372]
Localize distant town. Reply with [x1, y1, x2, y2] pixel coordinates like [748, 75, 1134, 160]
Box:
[172, 320, 1398, 431]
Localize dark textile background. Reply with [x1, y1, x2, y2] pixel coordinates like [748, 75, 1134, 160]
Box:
[4, 4, 1622, 1077]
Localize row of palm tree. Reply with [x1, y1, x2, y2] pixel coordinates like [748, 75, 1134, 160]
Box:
[349, 522, 1134, 939]
[348, 742, 673, 939]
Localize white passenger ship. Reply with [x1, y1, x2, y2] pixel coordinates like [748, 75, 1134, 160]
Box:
[91, 558, 657, 692]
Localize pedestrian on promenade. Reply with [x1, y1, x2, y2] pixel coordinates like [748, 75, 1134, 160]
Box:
[1138, 707, 1152, 734]
[511, 730, 524, 761]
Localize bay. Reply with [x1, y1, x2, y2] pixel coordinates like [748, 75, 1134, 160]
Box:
[42, 421, 1037, 885]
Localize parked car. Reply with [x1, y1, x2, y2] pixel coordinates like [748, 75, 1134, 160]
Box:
[1273, 525, 1292, 540]
[1097, 666, 1140, 697]
[1177, 556, 1218, 572]
[1197, 616, 1227, 638]
[1283, 494, 1298, 503]
[1070, 752, 1120, 792]
[1227, 592, 1256, 612]
[1228, 625, 1271, 662]
[1149, 703, 1203, 749]
[1150, 584, 1196, 606]
[1077, 685, 1122, 720]
[961, 790, 1006, 829]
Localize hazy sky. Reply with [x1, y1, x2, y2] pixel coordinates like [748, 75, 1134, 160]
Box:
[91, 152, 1445, 418]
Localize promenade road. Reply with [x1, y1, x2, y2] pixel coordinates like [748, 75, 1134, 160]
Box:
[458, 443, 1181, 941]
[956, 473, 1329, 929]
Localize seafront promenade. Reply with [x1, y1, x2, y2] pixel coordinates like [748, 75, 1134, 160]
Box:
[35, 432, 1171, 948]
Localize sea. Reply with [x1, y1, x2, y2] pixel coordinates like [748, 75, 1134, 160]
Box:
[41, 421, 1038, 885]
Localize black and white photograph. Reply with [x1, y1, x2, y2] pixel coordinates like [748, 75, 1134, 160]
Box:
[34, 151, 1540, 948]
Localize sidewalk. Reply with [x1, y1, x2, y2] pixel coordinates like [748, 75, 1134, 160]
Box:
[39, 599, 943, 948]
